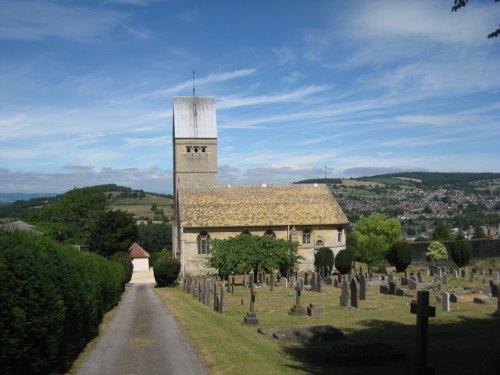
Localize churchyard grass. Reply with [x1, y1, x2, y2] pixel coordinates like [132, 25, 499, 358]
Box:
[155, 272, 500, 375]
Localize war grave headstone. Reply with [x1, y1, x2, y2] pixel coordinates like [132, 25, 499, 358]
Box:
[442, 292, 451, 312]
[340, 276, 349, 307]
[350, 278, 359, 309]
[243, 286, 259, 325]
[410, 290, 436, 375]
[289, 278, 306, 315]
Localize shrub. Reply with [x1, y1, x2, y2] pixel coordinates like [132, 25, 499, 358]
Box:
[314, 247, 334, 274]
[426, 241, 449, 265]
[386, 241, 412, 272]
[449, 240, 472, 268]
[0, 231, 126, 375]
[110, 251, 133, 283]
[334, 249, 354, 274]
[153, 256, 181, 287]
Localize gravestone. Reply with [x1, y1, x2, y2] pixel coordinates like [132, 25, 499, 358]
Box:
[289, 282, 306, 315]
[401, 277, 409, 286]
[493, 272, 500, 283]
[436, 283, 441, 293]
[442, 292, 451, 312]
[380, 284, 389, 294]
[417, 272, 424, 283]
[454, 270, 459, 278]
[408, 278, 417, 291]
[388, 274, 394, 283]
[470, 272, 475, 282]
[490, 281, 498, 297]
[316, 272, 322, 293]
[310, 272, 317, 292]
[493, 290, 500, 318]
[306, 303, 323, 318]
[249, 272, 254, 289]
[333, 278, 339, 288]
[283, 277, 288, 289]
[395, 288, 405, 296]
[243, 287, 259, 325]
[410, 291, 436, 375]
[304, 272, 309, 285]
[449, 293, 459, 303]
[350, 278, 359, 309]
[340, 279, 349, 307]
[359, 274, 367, 300]
[388, 281, 396, 295]
[442, 273, 448, 285]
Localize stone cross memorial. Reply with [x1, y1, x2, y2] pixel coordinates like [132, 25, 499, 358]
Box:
[410, 291, 436, 375]
[243, 286, 259, 325]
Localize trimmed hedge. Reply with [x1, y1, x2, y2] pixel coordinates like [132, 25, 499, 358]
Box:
[386, 241, 412, 272]
[0, 231, 126, 375]
[334, 249, 354, 274]
[153, 256, 181, 287]
[450, 240, 472, 268]
[314, 247, 334, 274]
[110, 251, 134, 283]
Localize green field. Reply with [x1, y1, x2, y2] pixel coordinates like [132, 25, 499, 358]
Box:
[109, 193, 173, 220]
[155, 270, 500, 375]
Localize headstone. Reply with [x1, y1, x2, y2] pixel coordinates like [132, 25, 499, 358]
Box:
[401, 277, 409, 286]
[350, 278, 359, 309]
[408, 278, 417, 291]
[283, 277, 288, 289]
[470, 272, 475, 283]
[359, 274, 367, 300]
[333, 278, 339, 288]
[340, 279, 349, 306]
[410, 291, 436, 374]
[289, 282, 306, 315]
[304, 272, 309, 285]
[249, 272, 254, 289]
[388, 274, 394, 283]
[454, 270, 459, 278]
[442, 292, 451, 312]
[442, 274, 448, 285]
[243, 287, 259, 325]
[380, 284, 389, 294]
[316, 272, 322, 293]
[436, 283, 441, 293]
[306, 303, 323, 318]
[449, 293, 459, 303]
[417, 272, 424, 283]
[490, 282, 498, 297]
[493, 272, 500, 283]
[388, 281, 396, 295]
[219, 282, 224, 313]
[395, 288, 405, 296]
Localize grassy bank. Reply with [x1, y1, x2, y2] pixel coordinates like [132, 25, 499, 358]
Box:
[155, 275, 500, 375]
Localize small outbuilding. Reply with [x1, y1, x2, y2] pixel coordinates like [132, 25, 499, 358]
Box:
[128, 243, 150, 271]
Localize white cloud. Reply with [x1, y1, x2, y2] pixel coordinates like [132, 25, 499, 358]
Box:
[272, 47, 297, 65]
[0, 1, 126, 41]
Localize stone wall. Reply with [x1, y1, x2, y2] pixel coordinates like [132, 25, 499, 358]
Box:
[409, 239, 500, 264]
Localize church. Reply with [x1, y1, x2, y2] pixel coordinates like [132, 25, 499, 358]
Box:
[172, 96, 349, 276]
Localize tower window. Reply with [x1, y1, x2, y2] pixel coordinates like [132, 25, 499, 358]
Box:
[315, 238, 324, 248]
[197, 231, 211, 255]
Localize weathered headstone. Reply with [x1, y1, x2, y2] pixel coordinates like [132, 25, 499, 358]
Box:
[306, 303, 323, 318]
[490, 281, 498, 297]
[493, 272, 500, 283]
[359, 273, 367, 300]
[350, 278, 359, 309]
[249, 272, 254, 289]
[449, 293, 459, 303]
[401, 276, 409, 286]
[454, 270, 459, 278]
[469, 272, 475, 283]
[316, 272, 322, 293]
[380, 284, 389, 294]
[304, 272, 309, 285]
[310, 272, 317, 292]
[408, 278, 417, 291]
[395, 288, 405, 296]
[410, 291, 436, 375]
[417, 272, 424, 283]
[442, 273, 448, 285]
[388, 281, 396, 295]
[289, 282, 306, 315]
[340, 279, 349, 307]
[388, 274, 394, 283]
[442, 292, 451, 312]
[333, 278, 339, 288]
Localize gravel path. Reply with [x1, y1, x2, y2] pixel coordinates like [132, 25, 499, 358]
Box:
[76, 276, 207, 375]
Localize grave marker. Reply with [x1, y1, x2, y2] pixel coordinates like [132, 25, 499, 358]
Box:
[243, 286, 259, 325]
[359, 273, 367, 300]
[350, 278, 359, 309]
[410, 291, 436, 375]
[340, 278, 349, 307]
[442, 292, 451, 312]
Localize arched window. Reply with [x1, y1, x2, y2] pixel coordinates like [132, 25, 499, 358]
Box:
[197, 231, 211, 255]
[264, 229, 276, 239]
[338, 228, 343, 243]
[241, 229, 251, 236]
[302, 229, 311, 244]
[315, 238, 324, 248]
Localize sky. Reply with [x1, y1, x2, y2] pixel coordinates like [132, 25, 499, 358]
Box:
[1, 0, 499, 194]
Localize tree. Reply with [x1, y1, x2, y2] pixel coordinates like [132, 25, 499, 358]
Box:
[352, 214, 401, 268]
[334, 249, 354, 274]
[314, 247, 334, 274]
[208, 234, 299, 278]
[137, 223, 172, 254]
[449, 240, 472, 267]
[472, 225, 486, 239]
[452, 0, 499, 39]
[385, 241, 413, 272]
[89, 210, 138, 257]
[432, 220, 453, 241]
[426, 241, 449, 265]
[153, 256, 180, 287]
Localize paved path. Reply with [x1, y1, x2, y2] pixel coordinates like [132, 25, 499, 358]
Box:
[77, 276, 207, 375]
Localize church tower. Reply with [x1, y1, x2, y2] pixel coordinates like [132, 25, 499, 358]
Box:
[172, 96, 217, 261]
[172, 96, 218, 192]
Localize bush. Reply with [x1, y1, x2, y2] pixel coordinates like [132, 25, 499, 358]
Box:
[153, 256, 181, 287]
[386, 241, 412, 272]
[0, 231, 126, 375]
[334, 249, 354, 274]
[449, 240, 472, 267]
[426, 241, 449, 265]
[314, 247, 334, 274]
[110, 251, 133, 283]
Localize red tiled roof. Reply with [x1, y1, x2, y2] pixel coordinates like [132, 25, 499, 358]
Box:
[128, 243, 150, 258]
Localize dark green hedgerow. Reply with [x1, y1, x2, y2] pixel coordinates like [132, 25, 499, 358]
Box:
[0, 231, 126, 375]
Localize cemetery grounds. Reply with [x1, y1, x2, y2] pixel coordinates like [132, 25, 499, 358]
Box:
[155, 260, 500, 375]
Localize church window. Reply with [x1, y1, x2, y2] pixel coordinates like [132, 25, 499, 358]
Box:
[338, 228, 343, 243]
[302, 229, 311, 244]
[186, 146, 192, 153]
[197, 231, 211, 255]
[264, 229, 276, 239]
[201, 146, 207, 153]
[315, 238, 324, 248]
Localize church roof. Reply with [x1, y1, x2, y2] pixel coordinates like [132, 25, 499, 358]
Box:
[173, 96, 217, 139]
[128, 243, 150, 258]
[178, 184, 349, 228]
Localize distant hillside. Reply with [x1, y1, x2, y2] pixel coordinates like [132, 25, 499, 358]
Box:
[0, 192, 56, 204]
[360, 172, 500, 188]
[294, 178, 342, 185]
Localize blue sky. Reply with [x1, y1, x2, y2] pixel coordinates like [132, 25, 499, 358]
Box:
[1, 0, 499, 194]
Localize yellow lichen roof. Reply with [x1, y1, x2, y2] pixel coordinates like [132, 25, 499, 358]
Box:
[178, 184, 349, 228]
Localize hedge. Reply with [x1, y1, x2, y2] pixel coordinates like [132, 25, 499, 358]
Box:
[0, 231, 126, 375]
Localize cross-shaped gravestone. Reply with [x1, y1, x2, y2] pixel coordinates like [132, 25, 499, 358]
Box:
[410, 291, 436, 374]
[288, 279, 306, 315]
[243, 286, 259, 325]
